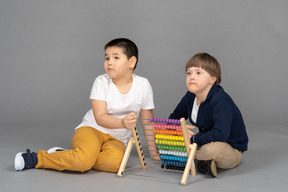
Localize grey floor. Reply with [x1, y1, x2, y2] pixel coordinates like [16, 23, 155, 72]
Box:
[1, 123, 287, 192]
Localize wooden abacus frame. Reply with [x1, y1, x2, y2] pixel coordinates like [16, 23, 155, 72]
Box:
[117, 117, 197, 186]
[117, 126, 146, 177]
[180, 118, 198, 185]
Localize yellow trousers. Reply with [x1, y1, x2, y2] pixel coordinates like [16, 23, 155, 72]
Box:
[36, 126, 126, 173]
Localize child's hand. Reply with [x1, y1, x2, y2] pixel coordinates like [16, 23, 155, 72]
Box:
[123, 112, 137, 130]
[186, 125, 197, 138]
[188, 129, 197, 138]
[186, 125, 196, 130]
[150, 152, 161, 160]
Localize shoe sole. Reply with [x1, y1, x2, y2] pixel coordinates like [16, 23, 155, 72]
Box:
[210, 160, 217, 177]
[14, 152, 25, 171]
[47, 147, 66, 153]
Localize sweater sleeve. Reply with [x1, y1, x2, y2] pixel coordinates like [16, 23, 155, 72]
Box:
[169, 92, 190, 120]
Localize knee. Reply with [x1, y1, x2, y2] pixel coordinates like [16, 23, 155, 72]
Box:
[72, 150, 97, 172]
[73, 159, 95, 172]
[197, 142, 227, 160]
[94, 148, 125, 173]
[103, 150, 124, 172]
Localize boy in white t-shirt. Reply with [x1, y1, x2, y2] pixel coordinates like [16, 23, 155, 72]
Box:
[15, 38, 159, 173]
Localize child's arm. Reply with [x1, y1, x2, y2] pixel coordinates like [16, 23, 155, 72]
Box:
[91, 99, 137, 130]
[192, 100, 233, 146]
[140, 109, 160, 160]
[169, 91, 191, 120]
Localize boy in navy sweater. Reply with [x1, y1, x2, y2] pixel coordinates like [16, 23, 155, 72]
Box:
[169, 53, 248, 177]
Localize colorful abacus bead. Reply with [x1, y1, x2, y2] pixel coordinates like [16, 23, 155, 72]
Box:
[153, 117, 189, 172]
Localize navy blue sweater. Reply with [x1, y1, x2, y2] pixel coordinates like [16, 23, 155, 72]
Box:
[169, 84, 248, 152]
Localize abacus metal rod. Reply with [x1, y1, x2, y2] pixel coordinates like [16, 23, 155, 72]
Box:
[139, 118, 150, 120]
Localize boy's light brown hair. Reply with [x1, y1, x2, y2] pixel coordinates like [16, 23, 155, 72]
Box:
[185, 52, 221, 84]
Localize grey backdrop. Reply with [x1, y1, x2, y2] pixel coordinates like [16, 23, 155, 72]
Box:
[1, 0, 288, 128]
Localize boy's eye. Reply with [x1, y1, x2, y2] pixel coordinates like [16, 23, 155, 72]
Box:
[196, 72, 201, 75]
[186, 72, 191, 75]
[105, 57, 109, 60]
[115, 57, 119, 59]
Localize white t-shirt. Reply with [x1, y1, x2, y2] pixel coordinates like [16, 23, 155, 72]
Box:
[75, 73, 155, 145]
[191, 97, 199, 124]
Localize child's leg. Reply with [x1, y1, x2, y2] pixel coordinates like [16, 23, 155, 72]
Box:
[92, 138, 126, 173]
[196, 142, 242, 169]
[36, 127, 103, 172]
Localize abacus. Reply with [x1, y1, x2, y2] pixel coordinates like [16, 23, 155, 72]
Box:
[117, 117, 197, 186]
[117, 126, 146, 177]
[153, 117, 197, 185]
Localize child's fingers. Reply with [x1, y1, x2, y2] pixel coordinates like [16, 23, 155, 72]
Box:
[126, 112, 137, 121]
[123, 112, 138, 129]
[186, 125, 196, 130]
[151, 156, 161, 161]
[128, 119, 137, 126]
[149, 152, 160, 160]
[129, 112, 137, 119]
[125, 119, 137, 129]
[187, 130, 196, 137]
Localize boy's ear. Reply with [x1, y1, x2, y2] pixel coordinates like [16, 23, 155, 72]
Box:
[210, 76, 217, 84]
[129, 56, 137, 69]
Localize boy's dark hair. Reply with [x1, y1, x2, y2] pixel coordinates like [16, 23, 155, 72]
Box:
[105, 38, 138, 70]
[185, 52, 221, 84]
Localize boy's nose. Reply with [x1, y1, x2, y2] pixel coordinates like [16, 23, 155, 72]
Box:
[108, 60, 113, 65]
